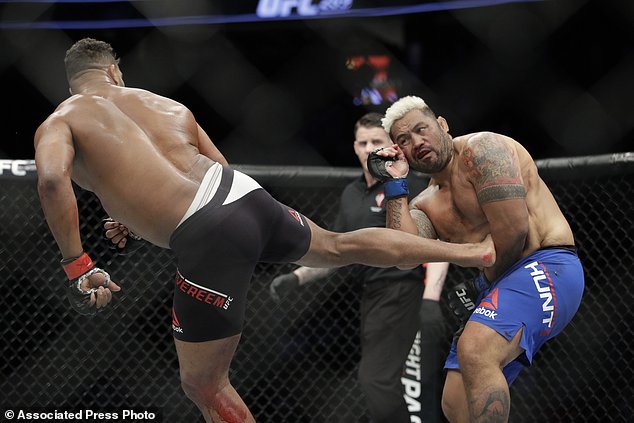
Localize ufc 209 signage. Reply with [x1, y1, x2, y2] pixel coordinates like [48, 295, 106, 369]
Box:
[256, 0, 353, 17]
[0, 159, 36, 178]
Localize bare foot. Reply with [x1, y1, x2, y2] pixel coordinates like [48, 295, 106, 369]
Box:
[457, 234, 496, 268]
[479, 234, 496, 267]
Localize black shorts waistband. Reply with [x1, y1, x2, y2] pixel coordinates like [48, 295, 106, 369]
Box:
[538, 245, 577, 254]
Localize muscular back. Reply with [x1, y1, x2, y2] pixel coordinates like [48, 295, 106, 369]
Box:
[36, 86, 218, 247]
[414, 133, 574, 258]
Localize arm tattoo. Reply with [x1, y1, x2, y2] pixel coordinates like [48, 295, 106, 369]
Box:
[386, 198, 405, 229]
[410, 209, 437, 239]
[462, 134, 526, 205]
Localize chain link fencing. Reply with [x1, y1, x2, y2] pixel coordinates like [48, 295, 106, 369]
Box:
[1, 154, 632, 422]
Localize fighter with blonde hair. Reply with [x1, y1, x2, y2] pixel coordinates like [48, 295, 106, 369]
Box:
[370, 95, 584, 423]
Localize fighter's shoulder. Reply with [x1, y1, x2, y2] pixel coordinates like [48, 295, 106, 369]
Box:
[455, 132, 521, 166]
[123, 87, 187, 107]
[409, 183, 438, 211]
[37, 97, 80, 130]
[52, 94, 109, 116]
[457, 131, 515, 151]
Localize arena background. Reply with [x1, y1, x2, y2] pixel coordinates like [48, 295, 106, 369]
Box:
[1, 1, 633, 422]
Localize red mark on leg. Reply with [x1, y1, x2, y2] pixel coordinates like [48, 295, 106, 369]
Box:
[210, 390, 248, 423]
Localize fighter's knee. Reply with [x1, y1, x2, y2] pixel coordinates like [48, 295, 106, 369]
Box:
[441, 388, 468, 423]
[182, 379, 250, 423]
[456, 332, 488, 369]
[441, 390, 456, 422]
[180, 373, 213, 404]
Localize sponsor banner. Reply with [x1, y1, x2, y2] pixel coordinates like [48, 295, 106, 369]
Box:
[1, 0, 542, 29]
[0, 160, 36, 179]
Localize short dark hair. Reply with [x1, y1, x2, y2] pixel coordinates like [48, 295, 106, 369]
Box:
[354, 112, 384, 136]
[64, 38, 119, 83]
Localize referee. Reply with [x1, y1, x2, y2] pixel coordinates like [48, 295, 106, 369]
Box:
[269, 112, 448, 423]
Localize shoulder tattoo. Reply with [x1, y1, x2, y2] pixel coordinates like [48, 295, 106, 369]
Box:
[462, 133, 526, 204]
[410, 209, 437, 239]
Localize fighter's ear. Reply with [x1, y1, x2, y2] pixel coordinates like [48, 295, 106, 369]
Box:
[107, 64, 124, 87]
[437, 116, 449, 132]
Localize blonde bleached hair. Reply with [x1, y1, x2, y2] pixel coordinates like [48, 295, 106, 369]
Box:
[382, 96, 434, 137]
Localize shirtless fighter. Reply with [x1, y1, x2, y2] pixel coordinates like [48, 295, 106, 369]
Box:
[34, 39, 494, 423]
[371, 96, 584, 423]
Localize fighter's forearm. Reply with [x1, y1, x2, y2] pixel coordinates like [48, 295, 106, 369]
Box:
[423, 261, 449, 301]
[38, 176, 83, 260]
[386, 197, 419, 235]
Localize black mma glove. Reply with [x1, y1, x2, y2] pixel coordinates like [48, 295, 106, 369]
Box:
[367, 148, 409, 200]
[367, 148, 398, 182]
[447, 279, 478, 322]
[269, 272, 300, 303]
[103, 217, 145, 256]
[62, 252, 111, 316]
[447, 274, 487, 339]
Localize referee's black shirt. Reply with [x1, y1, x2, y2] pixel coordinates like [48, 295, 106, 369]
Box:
[332, 172, 431, 285]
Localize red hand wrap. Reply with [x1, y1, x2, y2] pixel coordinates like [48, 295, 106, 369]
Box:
[62, 252, 94, 280]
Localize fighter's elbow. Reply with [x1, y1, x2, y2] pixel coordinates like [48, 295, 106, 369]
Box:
[37, 171, 69, 195]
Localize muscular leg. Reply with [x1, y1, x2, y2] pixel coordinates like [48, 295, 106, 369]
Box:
[442, 370, 470, 423]
[175, 335, 255, 423]
[296, 219, 494, 269]
[446, 321, 524, 423]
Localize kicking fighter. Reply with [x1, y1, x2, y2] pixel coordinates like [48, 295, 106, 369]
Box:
[35, 39, 494, 423]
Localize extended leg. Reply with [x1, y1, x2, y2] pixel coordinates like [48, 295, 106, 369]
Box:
[296, 219, 494, 269]
[175, 335, 255, 423]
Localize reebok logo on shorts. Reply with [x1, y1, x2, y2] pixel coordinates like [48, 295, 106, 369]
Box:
[287, 208, 305, 226]
[473, 288, 499, 319]
[172, 308, 183, 333]
[175, 271, 234, 310]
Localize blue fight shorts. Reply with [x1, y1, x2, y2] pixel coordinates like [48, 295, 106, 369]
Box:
[444, 246, 584, 385]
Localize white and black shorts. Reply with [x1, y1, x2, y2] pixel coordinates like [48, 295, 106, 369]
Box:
[169, 163, 311, 342]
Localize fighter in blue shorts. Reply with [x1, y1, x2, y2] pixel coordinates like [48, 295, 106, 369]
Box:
[445, 246, 584, 385]
[376, 95, 585, 422]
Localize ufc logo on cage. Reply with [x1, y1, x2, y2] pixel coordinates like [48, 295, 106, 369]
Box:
[0, 160, 35, 177]
[256, 0, 353, 18]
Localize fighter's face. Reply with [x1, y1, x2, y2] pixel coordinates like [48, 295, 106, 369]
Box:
[390, 109, 452, 174]
[353, 126, 393, 173]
